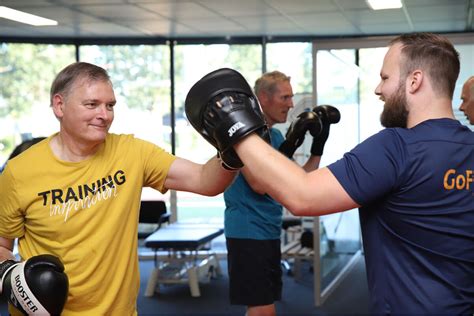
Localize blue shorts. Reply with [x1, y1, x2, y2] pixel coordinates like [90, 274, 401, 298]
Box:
[226, 238, 282, 306]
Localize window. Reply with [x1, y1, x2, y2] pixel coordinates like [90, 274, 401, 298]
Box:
[0, 43, 75, 166]
[315, 48, 362, 290]
[454, 44, 474, 130]
[173, 43, 262, 223]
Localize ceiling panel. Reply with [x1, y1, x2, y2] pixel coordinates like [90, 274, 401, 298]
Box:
[408, 4, 466, 21]
[0, 0, 471, 39]
[358, 22, 413, 35]
[178, 16, 247, 35]
[125, 19, 193, 37]
[263, 0, 338, 14]
[77, 4, 161, 20]
[197, 0, 280, 17]
[0, 0, 53, 6]
[78, 22, 143, 36]
[18, 7, 104, 24]
[138, 2, 221, 19]
[232, 15, 306, 36]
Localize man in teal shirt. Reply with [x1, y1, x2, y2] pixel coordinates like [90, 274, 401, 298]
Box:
[224, 70, 337, 316]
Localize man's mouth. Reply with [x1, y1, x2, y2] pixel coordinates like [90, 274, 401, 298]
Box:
[91, 124, 107, 129]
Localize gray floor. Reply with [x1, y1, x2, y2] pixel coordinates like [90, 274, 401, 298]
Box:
[1, 238, 370, 315]
[136, 254, 369, 315]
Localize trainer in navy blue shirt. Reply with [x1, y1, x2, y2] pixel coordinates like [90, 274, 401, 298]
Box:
[233, 32, 474, 314]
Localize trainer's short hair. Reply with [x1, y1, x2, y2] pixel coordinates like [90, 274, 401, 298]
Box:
[390, 32, 460, 98]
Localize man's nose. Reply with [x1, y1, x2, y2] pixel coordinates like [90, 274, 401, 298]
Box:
[374, 82, 382, 96]
[96, 105, 110, 119]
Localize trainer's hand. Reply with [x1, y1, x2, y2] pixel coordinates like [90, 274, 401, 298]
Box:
[185, 68, 269, 170]
[279, 111, 322, 158]
[218, 125, 271, 170]
[0, 254, 69, 315]
[310, 105, 340, 156]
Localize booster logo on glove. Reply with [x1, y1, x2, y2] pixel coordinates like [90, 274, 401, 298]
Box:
[1, 254, 69, 316]
[9, 262, 49, 314]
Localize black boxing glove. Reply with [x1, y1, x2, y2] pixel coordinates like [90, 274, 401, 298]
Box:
[310, 105, 341, 156]
[0, 254, 69, 315]
[185, 68, 269, 169]
[278, 111, 322, 158]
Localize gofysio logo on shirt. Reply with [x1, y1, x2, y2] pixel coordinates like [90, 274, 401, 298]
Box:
[443, 169, 473, 191]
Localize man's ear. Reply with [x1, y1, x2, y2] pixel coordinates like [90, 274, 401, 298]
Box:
[257, 92, 269, 108]
[51, 94, 65, 118]
[407, 70, 423, 93]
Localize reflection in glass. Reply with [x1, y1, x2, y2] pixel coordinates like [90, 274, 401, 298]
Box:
[316, 48, 362, 296]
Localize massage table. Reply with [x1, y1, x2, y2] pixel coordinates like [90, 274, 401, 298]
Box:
[143, 223, 224, 297]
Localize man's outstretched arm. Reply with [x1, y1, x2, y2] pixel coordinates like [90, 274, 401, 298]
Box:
[234, 134, 359, 216]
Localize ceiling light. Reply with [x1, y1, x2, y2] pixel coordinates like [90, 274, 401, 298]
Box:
[0, 6, 57, 26]
[366, 0, 403, 10]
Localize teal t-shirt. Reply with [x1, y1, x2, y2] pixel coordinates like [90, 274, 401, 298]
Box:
[223, 128, 285, 240]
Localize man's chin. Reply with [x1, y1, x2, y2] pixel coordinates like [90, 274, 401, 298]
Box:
[89, 131, 108, 143]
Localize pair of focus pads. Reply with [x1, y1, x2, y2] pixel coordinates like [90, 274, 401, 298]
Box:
[185, 68, 269, 169]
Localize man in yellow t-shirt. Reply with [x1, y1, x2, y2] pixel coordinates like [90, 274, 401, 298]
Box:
[0, 62, 237, 315]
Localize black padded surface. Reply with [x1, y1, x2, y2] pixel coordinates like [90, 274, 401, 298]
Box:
[144, 224, 224, 250]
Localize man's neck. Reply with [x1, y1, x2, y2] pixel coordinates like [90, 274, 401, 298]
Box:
[407, 99, 455, 128]
[50, 133, 102, 162]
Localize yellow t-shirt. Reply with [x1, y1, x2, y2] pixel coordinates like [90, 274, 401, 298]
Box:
[0, 133, 176, 315]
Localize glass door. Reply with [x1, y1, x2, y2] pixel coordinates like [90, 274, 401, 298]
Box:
[313, 46, 363, 306]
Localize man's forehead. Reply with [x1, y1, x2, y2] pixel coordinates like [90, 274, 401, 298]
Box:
[274, 81, 292, 93]
[381, 44, 402, 72]
[385, 43, 402, 61]
[70, 75, 110, 88]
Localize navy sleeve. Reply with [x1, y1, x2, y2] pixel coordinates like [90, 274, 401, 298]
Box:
[327, 129, 407, 206]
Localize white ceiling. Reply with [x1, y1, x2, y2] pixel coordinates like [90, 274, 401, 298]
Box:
[0, 0, 472, 40]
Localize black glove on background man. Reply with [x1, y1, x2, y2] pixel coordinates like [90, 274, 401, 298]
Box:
[279, 111, 322, 158]
[310, 105, 341, 156]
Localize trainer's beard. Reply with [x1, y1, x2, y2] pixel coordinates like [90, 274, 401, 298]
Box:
[380, 83, 409, 128]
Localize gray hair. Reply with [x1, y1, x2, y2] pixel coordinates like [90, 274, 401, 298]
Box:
[254, 70, 291, 96]
[50, 62, 111, 106]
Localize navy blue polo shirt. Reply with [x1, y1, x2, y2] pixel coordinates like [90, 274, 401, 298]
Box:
[328, 119, 474, 314]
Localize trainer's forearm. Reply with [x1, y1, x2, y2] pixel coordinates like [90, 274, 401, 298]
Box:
[235, 135, 359, 215]
[235, 134, 310, 213]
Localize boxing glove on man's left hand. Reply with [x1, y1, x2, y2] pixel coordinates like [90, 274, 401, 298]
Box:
[279, 110, 322, 158]
[185, 68, 269, 169]
[310, 105, 341, 156]
[0, 254, 69, 315]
